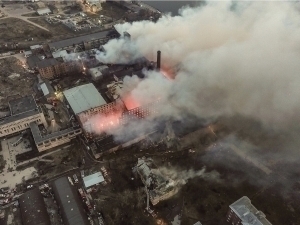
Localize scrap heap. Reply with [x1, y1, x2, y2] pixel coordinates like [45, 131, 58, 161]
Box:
[135, 157, 178, 205]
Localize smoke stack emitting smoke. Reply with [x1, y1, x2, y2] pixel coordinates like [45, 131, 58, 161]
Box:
[90, 1, 300, 138]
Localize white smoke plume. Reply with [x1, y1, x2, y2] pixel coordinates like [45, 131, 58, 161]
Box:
[96, 1, 300, 131]
[160, 166, 221, 186]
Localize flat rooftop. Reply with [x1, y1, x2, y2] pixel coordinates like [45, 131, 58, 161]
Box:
[0, 109, 41, 127]
[36, 58, 60, 69]
[48, 30, 111, 50]
[52, 177, 90, 225]
[19, 188, 51, 225]
[83, 172, 105, 188]
[63, 83, 107, 115]
[230, 196, 272, 225]
[30, 122, 81, 144]
[9, 95, 38, 115]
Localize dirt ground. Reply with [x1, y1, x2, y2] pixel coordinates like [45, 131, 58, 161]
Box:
[0, 18, 51, 44]
[0, 57, 35, 106]
[95, 2, 128, 20]
[28, 17, 75, 41]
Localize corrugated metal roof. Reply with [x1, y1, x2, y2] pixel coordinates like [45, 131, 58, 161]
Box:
[37, 8, 51, 15]
[63, 83, 107, 114]
[48, 30, 111, 50]
[52, 177, 89, 225]
[83, 172, 104, 188]
[40, 83, 49, 96]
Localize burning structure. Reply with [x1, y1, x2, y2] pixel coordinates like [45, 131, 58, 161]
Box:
[134, 157, 178, 205]
[63, 83, 124, 137]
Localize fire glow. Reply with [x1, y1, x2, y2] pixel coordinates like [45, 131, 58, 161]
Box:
[160, 67, 175, 80]
[121, 93, 141, 110]
[84, 111, 123, 134]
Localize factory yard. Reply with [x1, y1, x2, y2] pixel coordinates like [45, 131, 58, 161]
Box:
[0, 1, 300, 225]
[0, 108, 300, 224]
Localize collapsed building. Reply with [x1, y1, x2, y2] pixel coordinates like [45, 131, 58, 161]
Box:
[134, 157, 178, 205]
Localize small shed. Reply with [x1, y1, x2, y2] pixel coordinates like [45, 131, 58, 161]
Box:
[83, 172, 104, 188]
[37, 8, 51, 16]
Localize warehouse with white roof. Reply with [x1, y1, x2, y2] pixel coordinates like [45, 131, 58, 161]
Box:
[83, 172, 105, 188]
[63, 83, 107, 115]
[63, 83, 123, 135]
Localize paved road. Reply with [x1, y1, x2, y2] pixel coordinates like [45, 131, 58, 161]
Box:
[0, 6, 49, 31]
[17, 144, 71, 166]
[0, 52, 22, 59]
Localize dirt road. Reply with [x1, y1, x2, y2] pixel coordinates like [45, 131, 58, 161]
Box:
[0, 5, 49, 31]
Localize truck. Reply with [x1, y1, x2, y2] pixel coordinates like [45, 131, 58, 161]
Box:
[80, 170, 85, 178]
[73, 174, 79, 184]
[68, 177, 74, 186]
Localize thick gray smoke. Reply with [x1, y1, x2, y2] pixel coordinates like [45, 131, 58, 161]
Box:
[160, 166, 221, 186]
[97, 1, 300, 131]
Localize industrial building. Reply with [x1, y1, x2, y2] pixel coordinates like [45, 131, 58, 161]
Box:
[48, 29, 120, 52]
[135, 157, 178, 205]
[52, 177, 90, 225]
[83, 172, 105, 188]
[120, 101, 160, 125]
[63, 83, 108, 115]
[226, 196, 272, 225]
[19, 188, 51, 225]
[105, 79, 160, 125]
[36, 58, 71, 79]
[63, 83, 124, 135]
[39, 78, 56, 101]
[30, 122, 82, 152]
[88, 65, 108, 81]
[0, 96, 47, 138]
